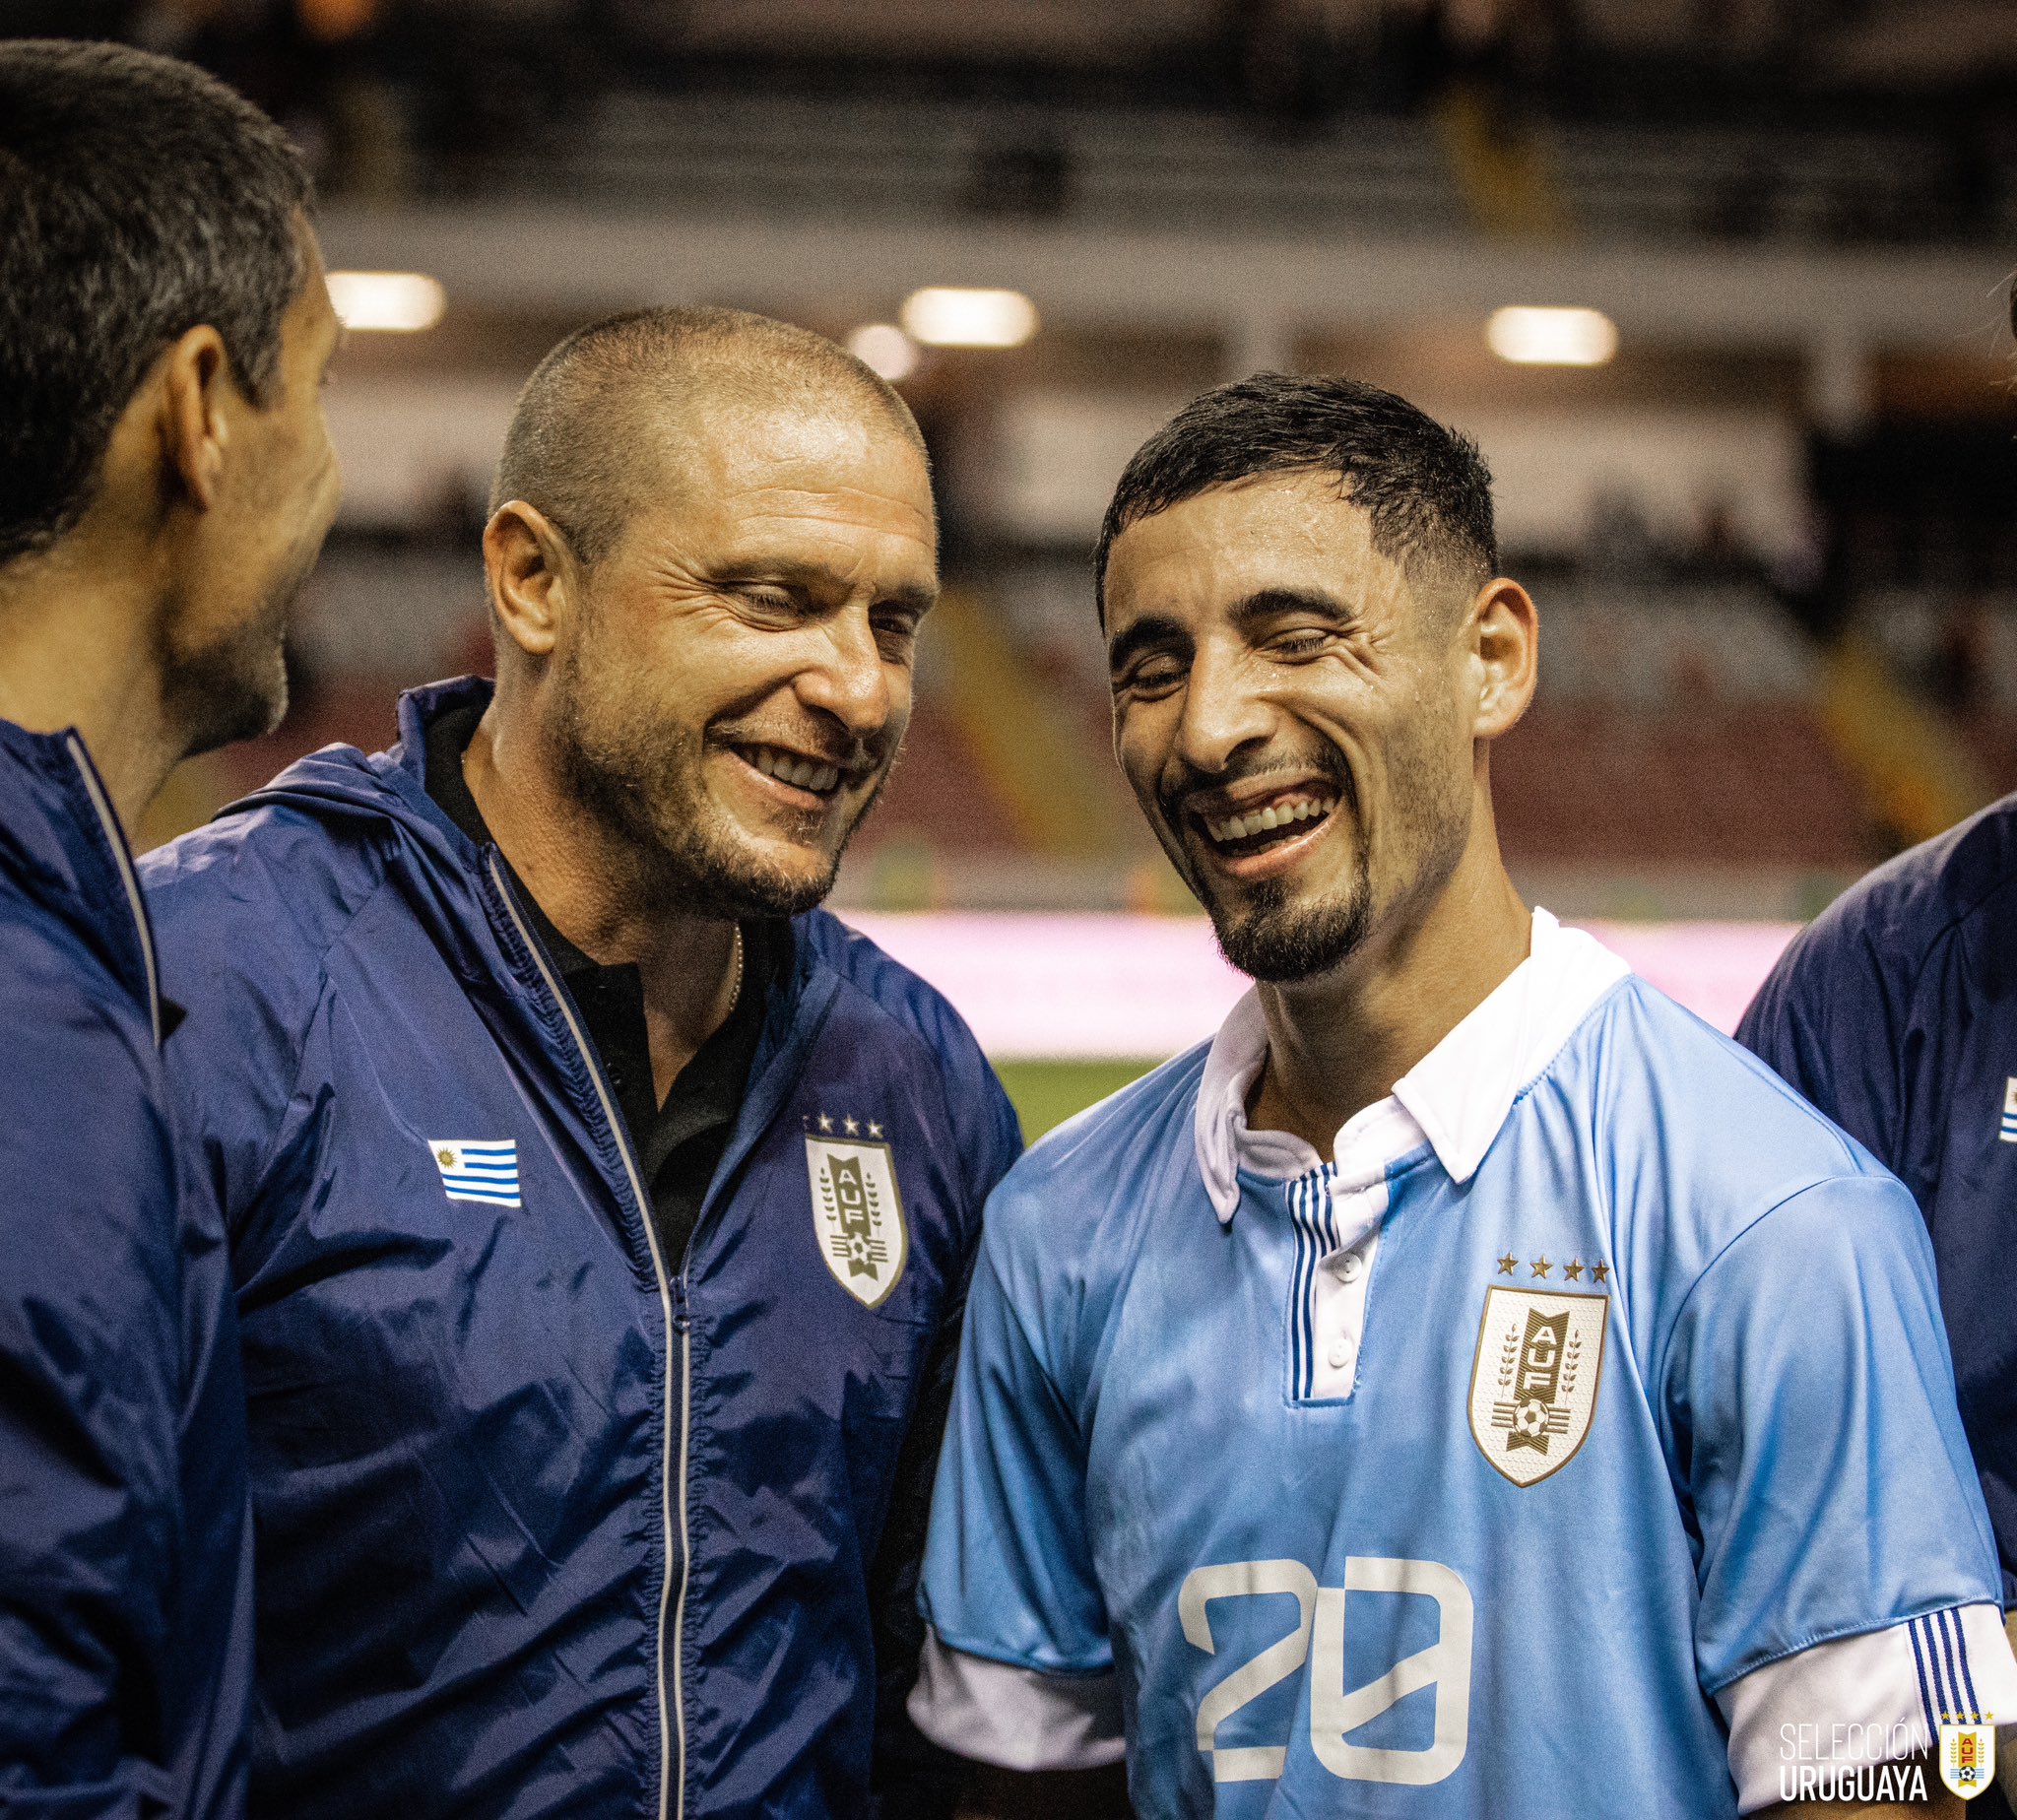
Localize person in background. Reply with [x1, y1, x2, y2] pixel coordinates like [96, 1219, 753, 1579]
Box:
[1735, 279, 2017, 1820]
[141, 306, 1019, 1818]
[0, 39, 341, 1814]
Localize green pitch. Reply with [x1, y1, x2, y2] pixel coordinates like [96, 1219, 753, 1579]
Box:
[994, 1059, 1163, 1141]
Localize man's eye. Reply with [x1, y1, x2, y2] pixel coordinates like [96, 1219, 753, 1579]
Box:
[733, 586, 799, 618]
[1120, 658, 1185, 696]
[1269, 629, 1332, 659]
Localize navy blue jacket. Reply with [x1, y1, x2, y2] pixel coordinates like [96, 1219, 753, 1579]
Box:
[140, 680, 1019, 1820]
[0, 718, 250, 1818]
[1738, 792, 2017, 1602]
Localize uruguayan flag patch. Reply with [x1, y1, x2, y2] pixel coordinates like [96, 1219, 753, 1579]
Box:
[2001, 1078, 2017, 1144]
[428, 1138, 521, 1207]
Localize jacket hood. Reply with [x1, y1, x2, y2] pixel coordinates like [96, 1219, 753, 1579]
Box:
[213, 675, 834, 1044]
[225, 675, 493, 869]
[0, 716, 160, 1032]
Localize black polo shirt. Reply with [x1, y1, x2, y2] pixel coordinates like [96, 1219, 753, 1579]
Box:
[424, 702, 784, 1268]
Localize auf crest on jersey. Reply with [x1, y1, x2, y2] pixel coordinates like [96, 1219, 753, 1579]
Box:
[1467, 1283, 1609, 1487]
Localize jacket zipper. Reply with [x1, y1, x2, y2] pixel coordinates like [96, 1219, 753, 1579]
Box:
[488, 855, 685, 1820]
[65, 735, 161, 1047]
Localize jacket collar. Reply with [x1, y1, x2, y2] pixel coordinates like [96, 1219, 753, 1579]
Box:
[1195, 907, 1631, 1224]
[0, 717, 162, 1044]
[392, 674, 494, 792]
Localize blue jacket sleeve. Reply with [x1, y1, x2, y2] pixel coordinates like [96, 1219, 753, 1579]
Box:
[0, 993, 183, 1814]
[1735, 912, 1912, 1172]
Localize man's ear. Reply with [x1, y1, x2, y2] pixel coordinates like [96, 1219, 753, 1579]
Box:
[484, 502, 575, 661]
[1468, 577, 1539, 742]
[159, 324, 233, 512]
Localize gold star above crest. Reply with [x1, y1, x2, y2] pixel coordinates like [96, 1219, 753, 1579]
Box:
[1496, 1253, 1519, 1275]
[1590, 1261, 1610, 1285]
[868, 1122, 883, 1138]
[1563, 1260, 1584, 1281]
[1530, 1256, 1552, 1279]
[817, 1113, 834, 1133]
[843, 1116, 860, 1136]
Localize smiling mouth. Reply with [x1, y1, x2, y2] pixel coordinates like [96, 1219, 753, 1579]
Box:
[736, 743, 845, 797]
[1195, 790, 1339, 857]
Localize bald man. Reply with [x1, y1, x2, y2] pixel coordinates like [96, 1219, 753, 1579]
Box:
[141, 308, 1019, 1820]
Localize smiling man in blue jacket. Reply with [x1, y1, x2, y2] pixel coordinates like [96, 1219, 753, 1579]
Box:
[142, 306, 1020, 1819]
[0, 42, 342, 1817]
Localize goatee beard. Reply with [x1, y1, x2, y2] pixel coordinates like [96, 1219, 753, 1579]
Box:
[1204, 862, 1373, 983]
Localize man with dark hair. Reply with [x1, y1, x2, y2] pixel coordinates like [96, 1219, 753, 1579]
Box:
[0, 38, 340, 1815]
[912, 373, 2011, 1818]
[141, 305, 1017, 1818]
[1736, 279, 2017, 1815]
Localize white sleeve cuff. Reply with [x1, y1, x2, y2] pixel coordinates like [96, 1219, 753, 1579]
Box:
[907, 1629, 1128, 1772]
[1717, 1603, 2017, 1813]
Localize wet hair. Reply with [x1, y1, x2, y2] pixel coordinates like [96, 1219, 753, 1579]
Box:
[0, 39, 311, 565]
[489, 305, 928, 564]
[1095, 372, 1497, 619]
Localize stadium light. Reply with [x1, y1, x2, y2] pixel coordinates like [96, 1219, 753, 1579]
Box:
[847, 322, 920, 382]
[899, 287, 1039, 349]
[1486, 305, 1618, 367]
[326, 271, 447, 334]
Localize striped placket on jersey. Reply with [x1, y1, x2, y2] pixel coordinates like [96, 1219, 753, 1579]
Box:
[1285, 1164, 1387, 1402]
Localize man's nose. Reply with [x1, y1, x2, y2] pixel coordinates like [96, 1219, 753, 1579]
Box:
[1173, 643, 1272, 777]
[797, 605, 893, 742]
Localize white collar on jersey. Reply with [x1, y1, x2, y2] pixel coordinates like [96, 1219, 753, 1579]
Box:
[1194, 907, 1633, 1225]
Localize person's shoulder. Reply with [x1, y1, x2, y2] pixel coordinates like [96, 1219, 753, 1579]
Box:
[988, 1043, 1210, 1235]
[1574, 975, 1884, 1186]
[0, 884, 169, 1180]
[140, 750, 398, 964]
[1795, 790, 2017, 975]
[0, 877, 157, 1070]
[794, 909, 992, 1076]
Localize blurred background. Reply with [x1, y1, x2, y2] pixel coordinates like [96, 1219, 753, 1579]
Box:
[8, 0, 2014, 1132]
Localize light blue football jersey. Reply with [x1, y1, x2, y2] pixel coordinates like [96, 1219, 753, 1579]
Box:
[916, 917, 2009, 1817]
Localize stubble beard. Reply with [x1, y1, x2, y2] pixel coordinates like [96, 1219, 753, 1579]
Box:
[158, 554, 314, 760]
[552, 658, 883, 922]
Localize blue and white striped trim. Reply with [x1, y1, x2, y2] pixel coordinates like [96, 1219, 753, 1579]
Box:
[1908, 1606, 1985, 1732]
[1999, 1116, 2017, 1145]
[1286, 1165, 1339, 1401]
[427, 1138, 522, 1208]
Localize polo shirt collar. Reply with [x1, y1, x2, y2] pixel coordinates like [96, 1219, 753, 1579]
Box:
[1195, 907, 1632, 1225]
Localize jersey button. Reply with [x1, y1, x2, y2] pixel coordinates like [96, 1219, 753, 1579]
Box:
[1335, 1252, 1364, 1282]
[1328, 1338, 1354, 1370]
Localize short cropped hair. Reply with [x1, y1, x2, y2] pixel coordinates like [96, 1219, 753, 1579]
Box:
[490, 306, 929, 565]
[1095, 373, 1497, 618]
[0, 40, 312, 566]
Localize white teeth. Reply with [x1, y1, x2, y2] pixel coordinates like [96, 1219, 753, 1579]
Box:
[748, 748, 841, 792]
[1204, 796, 1339, 845]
